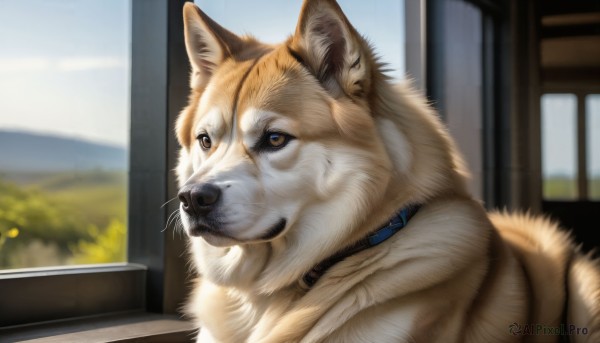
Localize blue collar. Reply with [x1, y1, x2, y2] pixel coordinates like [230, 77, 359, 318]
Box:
[301, 204, 421, 289]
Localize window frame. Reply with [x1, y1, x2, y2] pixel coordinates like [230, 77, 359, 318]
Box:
[128, 0, 190, 314]
[426, 0, 511, 209]
[0, 0, 190, 328]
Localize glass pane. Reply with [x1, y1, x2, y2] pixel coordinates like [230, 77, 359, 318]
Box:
[0, 0, 130, 269]
[194, 0, 406, 80]
[587, 94, 600, 200]
[541, 94, 578, 200]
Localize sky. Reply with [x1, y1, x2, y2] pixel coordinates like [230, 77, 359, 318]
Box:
[541, 94, 578, 178]
[194, 0, 406, 77]
[0, 0, 130, 147]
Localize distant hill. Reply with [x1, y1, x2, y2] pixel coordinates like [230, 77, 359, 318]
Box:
[0, 130, 127, 172]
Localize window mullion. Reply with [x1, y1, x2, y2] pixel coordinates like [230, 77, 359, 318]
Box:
[577, 93, 588, 200]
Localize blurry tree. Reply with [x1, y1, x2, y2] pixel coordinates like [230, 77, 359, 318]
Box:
[70, 219, 126, 264]
[0, 179, 94, 267]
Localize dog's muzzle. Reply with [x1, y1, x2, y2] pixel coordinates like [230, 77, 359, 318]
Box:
[178, 183, 221, 217]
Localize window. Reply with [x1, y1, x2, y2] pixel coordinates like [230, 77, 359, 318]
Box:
[0, 0, 130, 270]
[0, 0, 174, 330]
[541, 93, 600, 201]
[541, 93, 578, 199]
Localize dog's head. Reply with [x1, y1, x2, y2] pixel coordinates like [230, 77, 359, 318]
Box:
[176, 0, 395, 249]
[175, 0, 466, 280]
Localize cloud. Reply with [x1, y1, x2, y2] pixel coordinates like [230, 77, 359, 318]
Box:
[0, 58, 51, 73]
[0, 56, 126, 73]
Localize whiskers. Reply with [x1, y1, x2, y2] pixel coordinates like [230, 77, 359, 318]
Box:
[162, 196, 184, 237]
[161, 196, 179, 209]
[163, 209, 183, 234]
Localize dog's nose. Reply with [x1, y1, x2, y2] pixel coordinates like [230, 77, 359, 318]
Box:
[178, 183, 221, 216]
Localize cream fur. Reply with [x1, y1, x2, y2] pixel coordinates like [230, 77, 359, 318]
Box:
[176, 1, 600, 342]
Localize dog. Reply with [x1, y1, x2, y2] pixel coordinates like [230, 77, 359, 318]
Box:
[175, 1, 600, 342]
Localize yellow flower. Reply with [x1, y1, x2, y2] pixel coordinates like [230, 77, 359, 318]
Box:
[7, 227, 19, 238]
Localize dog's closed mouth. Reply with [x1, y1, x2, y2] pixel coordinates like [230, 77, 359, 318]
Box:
[188, 218, 233, 239]
[188, 222, 229, 239]
[260, 218, 287, 240]
[188, 218, 287, 241]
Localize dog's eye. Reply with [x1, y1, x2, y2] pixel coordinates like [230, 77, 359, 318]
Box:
[197, 134, 212, 150]
[255, 131, 294, 152]
[268, 133, 287, 147]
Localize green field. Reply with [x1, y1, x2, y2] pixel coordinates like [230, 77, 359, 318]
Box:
[0, 170, 127, 269]
[590, 178, 600, 199]
[544, 177, 600, 200]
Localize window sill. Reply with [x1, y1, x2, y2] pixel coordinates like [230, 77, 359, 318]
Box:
[0, 263, 147, 327]
[0, 312, 196, 342]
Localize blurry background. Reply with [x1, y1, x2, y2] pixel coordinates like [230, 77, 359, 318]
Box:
[0, 0, 129, 268]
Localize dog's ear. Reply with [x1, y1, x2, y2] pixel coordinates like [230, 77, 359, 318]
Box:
[290, 0, 371, 98]
[183, 3, 244, 89]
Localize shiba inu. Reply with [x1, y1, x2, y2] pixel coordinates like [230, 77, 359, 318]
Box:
[175, 1, 600, 342]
